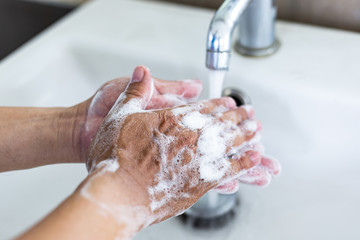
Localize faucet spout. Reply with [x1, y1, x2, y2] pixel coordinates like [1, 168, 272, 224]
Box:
[206, 0, 251, 71]
[206, 0, 279, 71]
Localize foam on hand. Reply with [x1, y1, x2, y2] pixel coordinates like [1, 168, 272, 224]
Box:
[82, 68, 280, 237]
[147, 105, 250, 214]
[80, 159, 151, 240]
[197, 124, 230, 181]
[243, 120, 258, 133]
[162, 94, 189, 106]
[181, 111, 212, 130]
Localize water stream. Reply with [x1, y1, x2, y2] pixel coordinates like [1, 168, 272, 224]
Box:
[207, 69, 228, 208]
[208, 70, 226, 99]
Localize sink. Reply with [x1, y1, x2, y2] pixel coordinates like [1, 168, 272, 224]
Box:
[0, 0, 360, 239]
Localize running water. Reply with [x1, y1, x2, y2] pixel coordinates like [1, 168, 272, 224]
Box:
[208, 70, 226, 99]
[207, 69, 229, 206]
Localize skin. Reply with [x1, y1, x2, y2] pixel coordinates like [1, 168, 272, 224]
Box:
[0, 67, 203, 172]
[0, 66, 280, 240]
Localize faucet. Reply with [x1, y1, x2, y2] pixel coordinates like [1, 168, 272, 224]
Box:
[181, 0, 279, 228]
[206, 0, 279, 70]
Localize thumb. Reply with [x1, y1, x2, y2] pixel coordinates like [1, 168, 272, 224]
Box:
[121, 66, 154, 109]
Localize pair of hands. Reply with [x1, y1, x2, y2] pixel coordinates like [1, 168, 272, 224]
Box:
[12, 65, 280, 240]
[75, 66, 203, 163]
[0, 64, 280, 240]
[73, 66, 280, 238]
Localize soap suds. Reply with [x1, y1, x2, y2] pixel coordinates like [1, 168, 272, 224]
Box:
[197, 124, 230, 181]
[81, 159, 151, 240]
[236, 165, 272, 187]
[147, 78, 155, 106]
[243, 120, 258, 133]
[181, 111, 212, 130]
[171, 103, 203, 116]
[95, 159, 120, 173]
[162, 94, 189, 106]
[242, 105, 254, 115]
[88, 76, 156, 172]
[84, 69, 279, 237]
[211, 179, 240, 194]
[147, 105, 250, 210]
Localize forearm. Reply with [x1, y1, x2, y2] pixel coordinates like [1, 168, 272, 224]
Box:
[0, 106, 85, 172]
[17, 167, 145, 240]
[16, 191, 121, 240]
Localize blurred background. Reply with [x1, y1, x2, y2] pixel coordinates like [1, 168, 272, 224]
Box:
[156, 0, 360, 32]
[1, 0, 360, 60]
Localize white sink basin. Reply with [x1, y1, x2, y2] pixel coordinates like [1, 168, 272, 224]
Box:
[0, 0, 360, 239]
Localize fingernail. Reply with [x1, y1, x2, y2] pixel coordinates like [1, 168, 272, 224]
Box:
[131, 66, 145, 83]
[243, 105, 255, 118]
[247, 151, 261, 164]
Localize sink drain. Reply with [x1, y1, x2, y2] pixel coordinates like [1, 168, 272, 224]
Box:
[222, 87, 251, 106]
[179, 193, 239, 229]
[179, 207, 236, 229]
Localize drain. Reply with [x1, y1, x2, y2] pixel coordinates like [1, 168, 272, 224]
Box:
[179, 208, 236, 229]
[222, 88, 251, 106]
[180, 193, 239, 230]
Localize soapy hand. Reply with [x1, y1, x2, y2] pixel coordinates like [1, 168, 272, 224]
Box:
[74, 69, 203, 162]
[79, 66, 280, 239]
[212, 153, 281, 194]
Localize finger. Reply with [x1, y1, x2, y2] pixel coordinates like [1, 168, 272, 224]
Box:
[240, 119, 262, 135]
[165, 97, 236, 118]
[242, 105, 255, 119]
[198, 97, 237, 114]
[261, 155, 281, 177]
[90, 78, 130, 117]
[146, 94, 189, 110]
[227, 120, 261, 145]
[212, 179, 240, 194]
[215, 150, 264, 191]
[117, 66, 154, 110]
[220, 105, 256, 125]
[228, 150, 262, 175]
[209, 112, 259, 150]
[220, 107, 248, 125]
[99, 78, 129, 108]
[154, 78, 203, 99]
[229, 136, 264, 160]
[237, 165, 272, 187]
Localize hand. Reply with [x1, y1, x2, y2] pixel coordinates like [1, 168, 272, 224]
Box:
[16, 66, 280, 240]
[211, 153, 281, 194]
[78, 66, 280, 239]
[72, 67, 203, 163]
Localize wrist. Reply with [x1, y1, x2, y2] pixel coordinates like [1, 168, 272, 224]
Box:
[76, 162, 152, 236]
[0, 107, 87, 171]
[18, 185, 122, 240]
[58, 104, 88, 163]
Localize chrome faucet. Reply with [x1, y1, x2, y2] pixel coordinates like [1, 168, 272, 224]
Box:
[206, 0, 279, 70]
